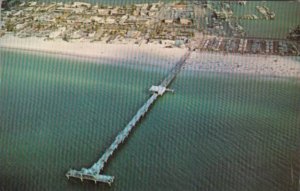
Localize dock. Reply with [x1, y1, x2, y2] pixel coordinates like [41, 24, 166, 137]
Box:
[66, 51, 191, 185]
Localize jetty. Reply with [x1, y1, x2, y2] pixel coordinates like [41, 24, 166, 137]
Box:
[66, 51, 191, 185]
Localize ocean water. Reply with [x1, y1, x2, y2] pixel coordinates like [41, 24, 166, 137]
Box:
[1, 50, 300, 191]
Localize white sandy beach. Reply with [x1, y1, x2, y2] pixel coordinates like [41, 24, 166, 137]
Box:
[1, 35, 299, 79]
[186, 52, 300, 78]
[0, 35, 186, 67]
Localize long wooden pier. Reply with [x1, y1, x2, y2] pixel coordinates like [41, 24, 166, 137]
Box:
[66, 51, 191, 185]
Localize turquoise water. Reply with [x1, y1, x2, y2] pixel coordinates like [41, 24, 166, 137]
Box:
[1, 50, 300, 191]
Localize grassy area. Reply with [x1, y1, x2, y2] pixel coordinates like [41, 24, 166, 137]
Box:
[231, 1, 300, 39]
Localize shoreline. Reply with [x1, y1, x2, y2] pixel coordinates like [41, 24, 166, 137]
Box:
[0, 35, 187, 69]
[184, 52, 300, 79]
[1, 35, 299, 79]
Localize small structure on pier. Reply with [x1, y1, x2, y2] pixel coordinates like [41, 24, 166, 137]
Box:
[149, 85, 174, 95]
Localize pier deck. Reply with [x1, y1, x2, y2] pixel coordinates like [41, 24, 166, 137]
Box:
[66, 51, 191, 185]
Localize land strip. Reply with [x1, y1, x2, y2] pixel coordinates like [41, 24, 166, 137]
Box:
[1, 1, 299, 56]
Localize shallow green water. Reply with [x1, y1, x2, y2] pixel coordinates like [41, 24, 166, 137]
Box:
[1, 50, 300, 191]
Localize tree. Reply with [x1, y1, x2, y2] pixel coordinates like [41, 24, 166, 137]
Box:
[62, 33, 69, 42]
[5, 19, 14, 32]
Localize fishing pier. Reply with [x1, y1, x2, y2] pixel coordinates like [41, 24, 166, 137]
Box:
[66, 51, 191, 185]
